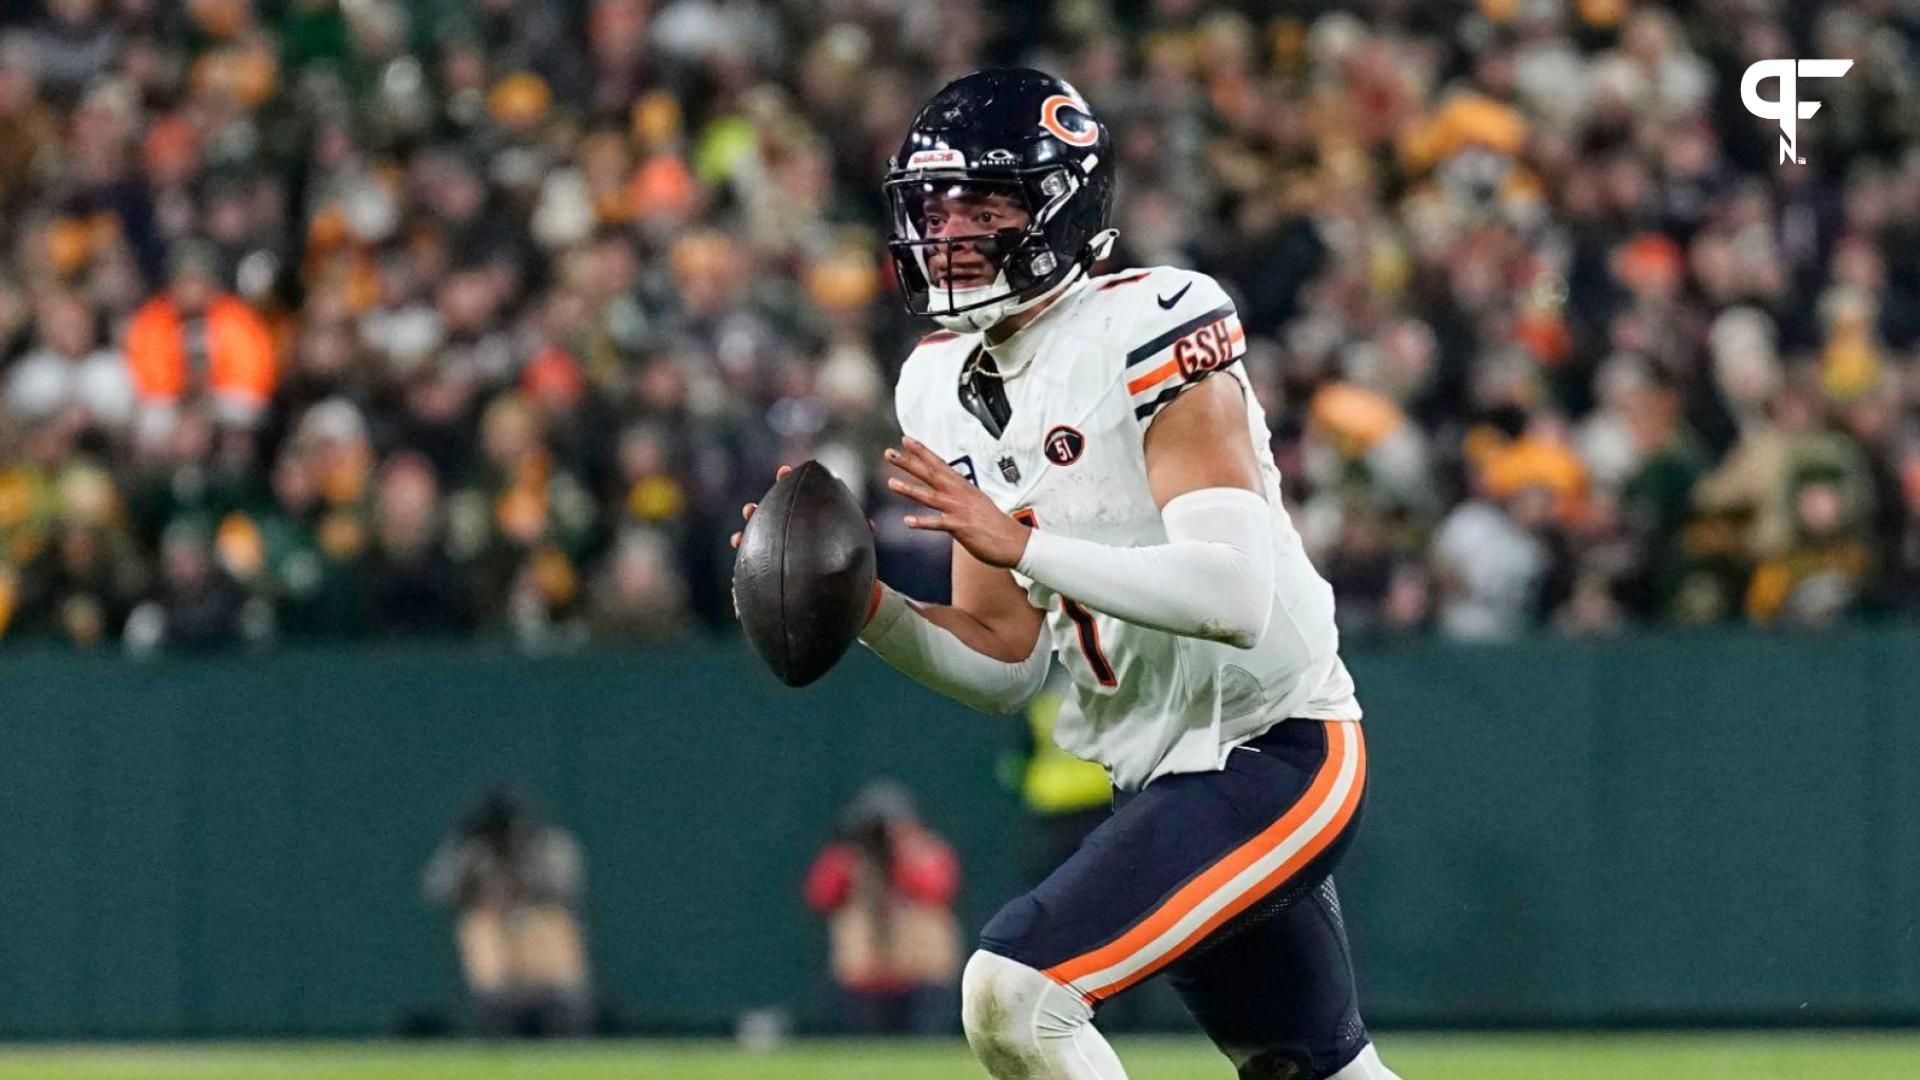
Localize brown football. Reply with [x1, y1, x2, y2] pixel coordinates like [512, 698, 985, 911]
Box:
[732, 461, 877, 687]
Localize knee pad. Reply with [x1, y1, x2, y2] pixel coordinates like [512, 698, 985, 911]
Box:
[962, 950, 1091, 1065]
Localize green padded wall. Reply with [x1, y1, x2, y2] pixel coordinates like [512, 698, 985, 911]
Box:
[1, 631, 1915, 1037]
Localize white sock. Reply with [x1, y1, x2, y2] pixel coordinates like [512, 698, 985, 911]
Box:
[962, 950, 1129, 1080]
[1328, 1043, 1403, 1080]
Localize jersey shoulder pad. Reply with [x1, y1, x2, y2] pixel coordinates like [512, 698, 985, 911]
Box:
[1112, 268, 1246, 425]
[894, 328, 977, 437]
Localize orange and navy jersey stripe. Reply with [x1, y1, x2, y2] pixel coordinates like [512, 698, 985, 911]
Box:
[1041, 721, 1366, 1003]
[1124, 303, 1247, 423]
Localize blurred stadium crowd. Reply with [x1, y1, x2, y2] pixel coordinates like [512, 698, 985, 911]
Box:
[1, 0, 1919, 654]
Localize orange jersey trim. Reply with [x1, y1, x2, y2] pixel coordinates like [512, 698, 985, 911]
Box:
[1126, 358, 1179, 395]
[1124, 324, 1247, 397]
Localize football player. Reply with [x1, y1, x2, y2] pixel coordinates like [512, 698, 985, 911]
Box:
[738, 69, 1398, 1080]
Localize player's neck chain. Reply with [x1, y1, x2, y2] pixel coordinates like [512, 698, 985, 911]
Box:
[965, 347, 1036, 381]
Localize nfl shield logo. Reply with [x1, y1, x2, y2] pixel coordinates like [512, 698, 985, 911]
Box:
[1043, 425, 1086, 467]
[998, 455, 1021, 483]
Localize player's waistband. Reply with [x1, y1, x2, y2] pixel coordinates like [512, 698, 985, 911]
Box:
[1235, 716, 1334, 757]
[1118, 717, 1343, 802]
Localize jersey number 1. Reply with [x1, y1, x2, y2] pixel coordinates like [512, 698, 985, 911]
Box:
[1011, 508, 1117, 687]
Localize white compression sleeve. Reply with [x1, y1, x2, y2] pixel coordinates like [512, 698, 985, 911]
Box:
[858, 585, 1051, 714]
[1014, 487, 1275, 649]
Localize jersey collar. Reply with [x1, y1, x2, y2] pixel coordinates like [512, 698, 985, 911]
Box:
[982, 272, 1090, 374]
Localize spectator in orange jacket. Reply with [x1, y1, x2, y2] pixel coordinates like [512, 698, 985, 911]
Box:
[125, 244, 276, 428]
[804, 780, 962, 1036]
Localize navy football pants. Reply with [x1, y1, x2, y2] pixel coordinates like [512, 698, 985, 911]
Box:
[980, 719, 1370, 1076]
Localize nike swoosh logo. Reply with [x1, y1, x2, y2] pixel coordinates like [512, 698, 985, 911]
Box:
[1156, 283, 1192, 309]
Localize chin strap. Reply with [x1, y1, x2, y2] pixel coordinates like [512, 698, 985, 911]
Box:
[932, 230, 1120, 340]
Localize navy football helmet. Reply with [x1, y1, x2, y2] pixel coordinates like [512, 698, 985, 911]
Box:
[885, 68, 1117, 332]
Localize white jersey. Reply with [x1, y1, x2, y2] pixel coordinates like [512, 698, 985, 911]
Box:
[894, 266, 1361, 790]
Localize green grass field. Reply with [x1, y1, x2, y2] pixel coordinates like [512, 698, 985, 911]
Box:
[1, 1034, 1915, 1080]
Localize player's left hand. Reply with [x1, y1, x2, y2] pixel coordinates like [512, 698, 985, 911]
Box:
[886, 436, 1031, 569]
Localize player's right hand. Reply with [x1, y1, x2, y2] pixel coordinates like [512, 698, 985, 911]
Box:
[729, 465, 793, 550]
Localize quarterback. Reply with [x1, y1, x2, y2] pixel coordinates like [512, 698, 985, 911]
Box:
[742, 69, 1398, 1080]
